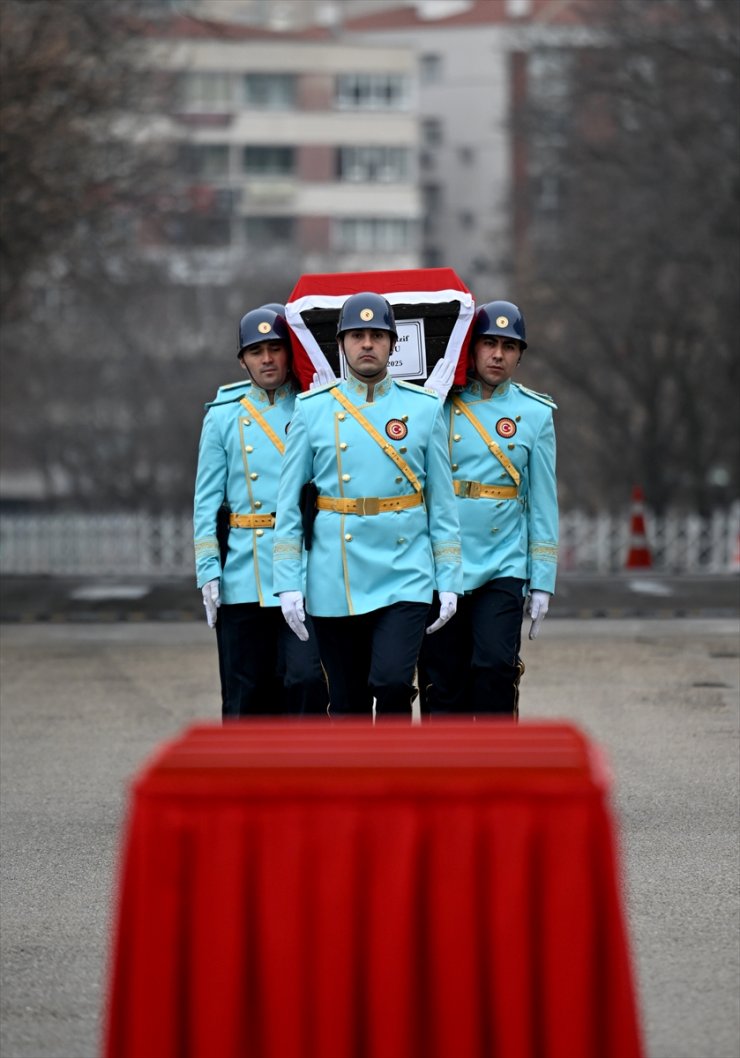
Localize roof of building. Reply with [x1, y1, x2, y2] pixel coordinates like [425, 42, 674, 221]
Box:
[342, 0, 585, 31]
[136, 13, 334, 42]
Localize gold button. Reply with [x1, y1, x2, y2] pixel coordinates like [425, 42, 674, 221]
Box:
[452, 464, 460, 471]
[401, 415, 408, 422]
[515, 416, 521, 422]
[255, 529, 264, 537]
[254, 501, 262, 509]
[491, 527, 499, 533]
[395, 476, 403, 483]
[508, 443, 515, 450]
[250, 473, 258, 480]
[245, 445, 254, 453]
[340, 442, 348, 450]
[342, 473, 351, 482]
[243, 419, 251, 426]
[454, 408, 461, 415]
[453, 434, 462, 442]
[344, 533, 352, 542]
[397, 537, 406, 545]
[338, 413, 346, 421]
[399, 446, 407, 454]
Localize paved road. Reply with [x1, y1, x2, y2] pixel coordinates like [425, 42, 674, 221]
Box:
[1, 618, 739, 1058]
[1, 572, 738, 622]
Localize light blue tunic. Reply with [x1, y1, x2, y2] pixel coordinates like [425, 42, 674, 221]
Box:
[193, 379, 296, 606]
[446, 378, 558, 594]
[273, 374, 463, 617]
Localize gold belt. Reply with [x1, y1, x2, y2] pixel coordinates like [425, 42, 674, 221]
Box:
[229, 513, 275, 528]
[453, 480, 518, 500]
[316, 493, 423, 516]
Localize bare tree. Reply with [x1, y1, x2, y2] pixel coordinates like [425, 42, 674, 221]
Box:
[1, 1, 299, 509]
[513, 0, 740, 514]
[0, 0, 166, 315]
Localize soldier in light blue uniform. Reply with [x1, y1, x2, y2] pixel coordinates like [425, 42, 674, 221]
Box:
[419, 299, 558, 717]
[193, 306, 327, 718]
[274, 292, 462, 718]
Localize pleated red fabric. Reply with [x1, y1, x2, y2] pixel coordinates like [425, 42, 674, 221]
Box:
[103, 721, 643, 1058]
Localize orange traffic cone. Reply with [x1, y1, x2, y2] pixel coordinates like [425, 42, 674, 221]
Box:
[625, 486, 653, 569]
[730, 532, 740, 574]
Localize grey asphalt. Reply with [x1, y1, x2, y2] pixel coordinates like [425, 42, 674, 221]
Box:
[1, 617, 739, 1058]
[1, 572, 739, 622]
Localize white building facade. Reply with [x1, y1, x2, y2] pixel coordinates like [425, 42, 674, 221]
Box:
[142, 19, 423, 280]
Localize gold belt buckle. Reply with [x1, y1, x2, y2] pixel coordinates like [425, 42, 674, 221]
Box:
[357, 496, 380, 516]
[457, 480, 481, 499]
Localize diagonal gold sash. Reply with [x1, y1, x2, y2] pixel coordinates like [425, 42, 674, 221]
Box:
[331, 388, 422, 494]
[239, 397, 285, 456]
[451, 396, 520, 487]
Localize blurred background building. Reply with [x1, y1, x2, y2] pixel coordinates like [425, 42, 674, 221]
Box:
[138, 14, 423, 281]
[1, 0, 738, 571]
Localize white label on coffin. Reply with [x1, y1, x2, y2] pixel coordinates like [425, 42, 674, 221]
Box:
[340, 318, 427, 381]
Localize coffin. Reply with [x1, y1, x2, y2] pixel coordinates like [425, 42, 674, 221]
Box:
[284, 267, 474, 391]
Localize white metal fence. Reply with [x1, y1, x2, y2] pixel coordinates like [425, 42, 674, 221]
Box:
[1, 504, 739, 576]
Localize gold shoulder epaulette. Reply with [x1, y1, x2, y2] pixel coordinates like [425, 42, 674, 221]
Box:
[396, 379, 438, 397]
[205, 380, 251, 410]
[298, 381, 339, 399]
[512, 382, 557, 409]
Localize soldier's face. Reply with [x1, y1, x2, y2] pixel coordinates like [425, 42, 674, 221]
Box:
[341, 329, 392, 384]
[240, 341, 289, 391]
[472, 335, 522, 393]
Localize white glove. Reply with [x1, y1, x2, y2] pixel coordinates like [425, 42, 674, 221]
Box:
[201, 578, 221, 629]
[526, 590, 550, 640]
[310, 363, 337, 390]
[426, 591, 458, 634]
[424, 358, 456, 402]
[279, 590, 309, 641]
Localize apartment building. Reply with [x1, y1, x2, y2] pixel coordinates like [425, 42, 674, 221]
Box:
[338, 0, 587, 291]
[141, 16, 423, 281]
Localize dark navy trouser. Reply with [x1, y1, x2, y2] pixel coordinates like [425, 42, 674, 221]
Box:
[218, 602, 328, 719]
[312, 601, 429, 717]
[418, 577, 526, 716]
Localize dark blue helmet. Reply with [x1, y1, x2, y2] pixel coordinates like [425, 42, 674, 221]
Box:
[237, 307, 289, 357]
[337, 292, 397, 341]
[473, 300, 527, 349]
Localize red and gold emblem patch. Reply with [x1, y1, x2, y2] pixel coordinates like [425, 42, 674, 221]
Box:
[496, 417, 517, 438]
[386, 418, 408, 441]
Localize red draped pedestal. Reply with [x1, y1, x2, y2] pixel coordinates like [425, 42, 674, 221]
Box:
[103, 721, 643, 1058]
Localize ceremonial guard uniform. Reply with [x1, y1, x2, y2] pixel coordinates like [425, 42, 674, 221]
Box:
[274, 293, 462, 717]
[419, 300, 558, 716]
[193, 307, 327, 718]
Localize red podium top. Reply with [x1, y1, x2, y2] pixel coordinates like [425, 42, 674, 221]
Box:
[103, 721, 643, 1058]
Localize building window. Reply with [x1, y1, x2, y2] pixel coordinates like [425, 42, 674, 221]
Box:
[337, 146, 410, 183]
[178, 72, 234, 110]
[458, 146, 475, 165]
[333, 218, 414, 253]
[176, 144, 230, 178]
[244, 216, 296, 245]
[459, 210, 475, 229]
[420, 54, 443, 84]
[422, 118, 443, 146]
[244, 73, 296, 109]
[243, 146, 295, 175]
[423, 183, 442, 211]
[335, 74, 410, 110]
